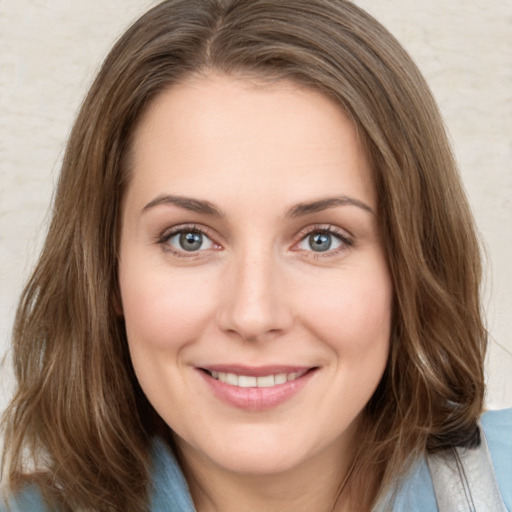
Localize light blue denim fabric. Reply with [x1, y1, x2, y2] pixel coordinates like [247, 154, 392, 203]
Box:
[384, 408, 512, 511]
[149, 438, 195, 512]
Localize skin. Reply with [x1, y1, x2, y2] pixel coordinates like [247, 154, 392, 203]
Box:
[118, 74, 393, 512]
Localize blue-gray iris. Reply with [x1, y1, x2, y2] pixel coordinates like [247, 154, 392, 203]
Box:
[309, 233, 331, 252]
[180, 232, 203, 251]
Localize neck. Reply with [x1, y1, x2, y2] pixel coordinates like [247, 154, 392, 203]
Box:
[175, 432, 366, 512]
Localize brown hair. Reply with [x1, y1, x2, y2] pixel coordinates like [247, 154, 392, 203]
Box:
[1, 1, 486, 510]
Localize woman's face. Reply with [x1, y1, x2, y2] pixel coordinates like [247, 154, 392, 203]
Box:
[118, 74, 392, 476]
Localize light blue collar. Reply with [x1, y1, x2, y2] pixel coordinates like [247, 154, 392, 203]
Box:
[149, 438, 196, 512]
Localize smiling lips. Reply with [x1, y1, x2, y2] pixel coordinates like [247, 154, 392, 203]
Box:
[199, 366, 317, 410]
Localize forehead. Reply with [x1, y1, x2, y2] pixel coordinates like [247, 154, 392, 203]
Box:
[125, 73, 375, 211]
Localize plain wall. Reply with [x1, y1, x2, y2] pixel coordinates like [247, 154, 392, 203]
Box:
[1, 0, 511, 415]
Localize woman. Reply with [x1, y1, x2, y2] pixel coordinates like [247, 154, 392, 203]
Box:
[1, 1, 510, 511]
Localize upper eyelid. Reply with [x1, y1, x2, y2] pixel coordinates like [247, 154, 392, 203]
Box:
[158, 223, 215, 241]
[294, 224, 353, 242]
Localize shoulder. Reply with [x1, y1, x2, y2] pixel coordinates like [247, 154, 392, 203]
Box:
[481, 407, 512, 508]
[388, 457, 438, 511]
[0, 438, 194, 512]
[389, 408, 512, 512]
[0, 484, 51, 512]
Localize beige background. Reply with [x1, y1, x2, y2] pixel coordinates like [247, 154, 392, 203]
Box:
[1, 1, 511, 414]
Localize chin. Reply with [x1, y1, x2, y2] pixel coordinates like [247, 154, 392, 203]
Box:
[209, 445, 311, 476]
[176, 422, 335, 478]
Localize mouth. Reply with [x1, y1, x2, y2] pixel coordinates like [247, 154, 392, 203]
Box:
[197, 365, 319, 411]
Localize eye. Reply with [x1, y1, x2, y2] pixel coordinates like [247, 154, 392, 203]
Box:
[160, 227, 217, 254]
[296, 227, 352, 254]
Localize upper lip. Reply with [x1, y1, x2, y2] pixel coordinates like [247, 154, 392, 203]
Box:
[198, 364, 316, 377]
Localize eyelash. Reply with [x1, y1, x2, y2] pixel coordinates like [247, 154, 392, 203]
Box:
[156, 223, 354, 258]
[293, 224, 354, 258]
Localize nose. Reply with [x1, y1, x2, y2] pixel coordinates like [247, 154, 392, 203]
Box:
[216, 249, 294, 342]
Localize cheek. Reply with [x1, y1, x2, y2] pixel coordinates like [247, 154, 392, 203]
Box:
[299, 264, 393, 351]
[118, 266, 218, 422]
[120, 267, 216, 351]
[304, 265, 392, 415]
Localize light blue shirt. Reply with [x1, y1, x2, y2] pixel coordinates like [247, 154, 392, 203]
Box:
[3, 408, 511, 511]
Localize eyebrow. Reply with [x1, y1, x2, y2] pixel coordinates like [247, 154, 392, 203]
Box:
[142, 193, 373, 218]
[286, 195, 374, 217]
[142, 194, 224, 217]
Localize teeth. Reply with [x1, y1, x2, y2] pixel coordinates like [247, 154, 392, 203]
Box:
[257, 375, 275, 387]
[274, 373, 287, 385]
[238, 375, 257, 387]
[211, 370, 307, 388]
[225, 373, 238, 386]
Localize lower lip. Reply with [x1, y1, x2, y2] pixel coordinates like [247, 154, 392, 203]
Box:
[198, 369, 317, 411]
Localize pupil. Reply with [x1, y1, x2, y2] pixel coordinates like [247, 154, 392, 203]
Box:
[310, 233, 331, 252]
[179, 232, 202, 251]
